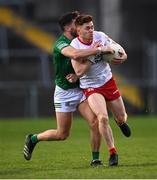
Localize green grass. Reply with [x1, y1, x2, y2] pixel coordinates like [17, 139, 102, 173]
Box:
[0, 115, 157, 179]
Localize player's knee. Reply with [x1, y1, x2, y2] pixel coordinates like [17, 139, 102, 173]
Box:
[116, 112, 127, 124]
[89, 118, 99, 130]
[97, 113, 109, 125]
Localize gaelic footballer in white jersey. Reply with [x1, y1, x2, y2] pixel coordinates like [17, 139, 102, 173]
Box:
[70, 31, 114, 89]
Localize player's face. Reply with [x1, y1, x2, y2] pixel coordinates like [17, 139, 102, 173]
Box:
[77, 21, 94, 42]
[70, 19, 78, 38]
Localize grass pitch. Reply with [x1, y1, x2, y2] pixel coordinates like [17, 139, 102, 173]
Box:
[0, 115, 157, 179]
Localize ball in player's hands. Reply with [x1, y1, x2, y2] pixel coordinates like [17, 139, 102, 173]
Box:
[102, 43, 124, 63]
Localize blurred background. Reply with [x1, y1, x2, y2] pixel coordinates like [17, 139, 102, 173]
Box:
[0, 0, 157, 118]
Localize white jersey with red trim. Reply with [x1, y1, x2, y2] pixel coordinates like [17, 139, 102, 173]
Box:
[70, 31, 113, 89]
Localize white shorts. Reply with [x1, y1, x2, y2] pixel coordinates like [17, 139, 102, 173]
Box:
[54, 85, 86, 112]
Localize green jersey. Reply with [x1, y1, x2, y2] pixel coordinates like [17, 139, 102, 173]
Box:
[53, 35, 79, 90]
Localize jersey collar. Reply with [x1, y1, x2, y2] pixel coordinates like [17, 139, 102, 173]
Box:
[77, 36, 93, 45]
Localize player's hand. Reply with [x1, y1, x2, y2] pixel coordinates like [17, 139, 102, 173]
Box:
[66, 73, 78, 83]
[111, 58, 123, 65]
[119, 50, 127, 61]
[111, 57, 126, 65]
[92, 40, 102, 48]
[88, 46, 115, 64]
[112, 52, 127, 65]
[101, 46, 115, 55]
[113, 44, 127, 61]
[108, 44, 127, 65]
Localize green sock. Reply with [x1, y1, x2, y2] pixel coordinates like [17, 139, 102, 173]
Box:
[31, 134, 39, 143]
[92, 152, 99, 160]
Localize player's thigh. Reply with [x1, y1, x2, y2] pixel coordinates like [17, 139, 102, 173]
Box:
[56, 112, 73, 134]
[87, 93, 108, 116]
[107, 96, 126, 118]
[78, 100, 97, 125]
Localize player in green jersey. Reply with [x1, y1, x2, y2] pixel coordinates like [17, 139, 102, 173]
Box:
[23, 11, 114, 167]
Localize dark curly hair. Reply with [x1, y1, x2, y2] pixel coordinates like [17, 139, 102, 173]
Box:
[59, 11, 80, 31]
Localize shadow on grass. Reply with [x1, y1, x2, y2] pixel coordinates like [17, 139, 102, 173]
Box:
[71, 162, 157, 170]
[118, 162, 157, 168]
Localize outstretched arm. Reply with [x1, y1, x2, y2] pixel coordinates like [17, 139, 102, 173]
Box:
[61, 43, 114, 61]
[70, 46, 115, 77]
[61, 45, 100, 60]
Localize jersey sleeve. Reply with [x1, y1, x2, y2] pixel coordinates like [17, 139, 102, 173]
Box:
[55, 40, 69, 53]
[98, 31, 114, 46]
[70, 39, 78, 49]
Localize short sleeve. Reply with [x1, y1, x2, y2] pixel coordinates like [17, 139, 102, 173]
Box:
[97, 31, 113, 46]
[55, 41, 69, 53]
[70, 39, 78, 49]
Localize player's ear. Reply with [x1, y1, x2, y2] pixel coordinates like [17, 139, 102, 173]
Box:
[76, 27, 80, 34]
[65, 25, 70, 32]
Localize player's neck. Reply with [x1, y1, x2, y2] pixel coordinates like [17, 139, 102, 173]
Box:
[63, 32, 74, 41]
[78, 36, 93, 45]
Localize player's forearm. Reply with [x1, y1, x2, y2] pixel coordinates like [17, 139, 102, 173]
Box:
[61, 46, 100, 60]
[72, 48, 100, 60]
